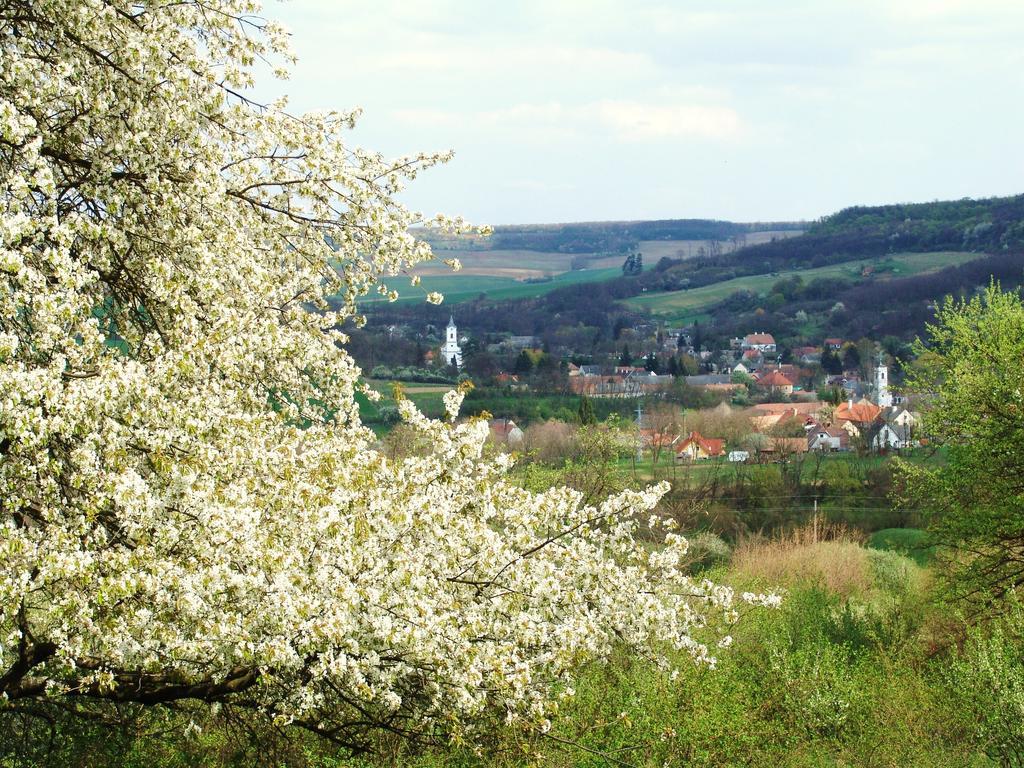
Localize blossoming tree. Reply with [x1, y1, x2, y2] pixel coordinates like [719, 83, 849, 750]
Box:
[0, 0, 776, 750]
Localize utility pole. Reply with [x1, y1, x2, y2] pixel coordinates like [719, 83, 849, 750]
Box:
[635, 402, 644, 464]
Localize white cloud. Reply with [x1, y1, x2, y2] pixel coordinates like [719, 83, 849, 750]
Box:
[364, 43, 655, 78]
[392, 100, 744, 142]
[591, 100, 742, 140]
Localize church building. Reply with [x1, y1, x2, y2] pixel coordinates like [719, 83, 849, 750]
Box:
[442, 315, 463, 368]
[875, 362, 892, 407]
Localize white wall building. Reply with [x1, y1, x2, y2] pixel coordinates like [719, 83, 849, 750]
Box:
[442, 315, 463, 368]
[875, 364, 892, 407]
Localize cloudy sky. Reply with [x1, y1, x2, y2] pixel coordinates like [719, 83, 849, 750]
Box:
[262, 0, 1024, 225]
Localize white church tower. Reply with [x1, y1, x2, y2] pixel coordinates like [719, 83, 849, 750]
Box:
[442, 315, 463, 368]
[875, 360, 892, 407]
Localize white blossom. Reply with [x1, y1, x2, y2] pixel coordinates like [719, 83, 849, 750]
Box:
[0, 0, 775, 747]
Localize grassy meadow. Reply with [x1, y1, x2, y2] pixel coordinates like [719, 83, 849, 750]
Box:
[358, 230, 808, 307]
[623, 251, 982, 322]
[361, 265, 624, 305]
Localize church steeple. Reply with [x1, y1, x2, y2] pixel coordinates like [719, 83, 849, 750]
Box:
[875, 352, 892, 407]
[442, 315, 463, 368]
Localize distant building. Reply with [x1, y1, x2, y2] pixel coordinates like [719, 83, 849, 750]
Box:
[503, 335, 540, 351]
[870, 422, 913, 451]
[442, 315, 463, 368]
[834, 398, 883, 437]
[684, 374, 733, 387]
[758, 370, 795, 395]
[875, 364, 893, 407]
[808, 424, 849, 452]
[676, 431, 726, 461]
[742, 332, 777, 353]
[488, 418, 523, 445]
[793, 345, 821, 365]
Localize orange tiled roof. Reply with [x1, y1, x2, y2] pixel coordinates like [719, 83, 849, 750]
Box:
[677, 431, 725, 457]
[759, 370, 794, 387]
[835, 400, 882, 424]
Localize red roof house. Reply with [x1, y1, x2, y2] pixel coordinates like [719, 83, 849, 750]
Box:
[676, 431, 726, 460]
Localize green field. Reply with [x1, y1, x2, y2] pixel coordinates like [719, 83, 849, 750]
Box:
[623, 251, 981, 322]
[411, 248, 576, 277]
[359, 233, 806, 307]
[361, 265, 623, 305]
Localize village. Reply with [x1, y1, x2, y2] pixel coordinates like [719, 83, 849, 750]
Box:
[425, 318, 923, 464]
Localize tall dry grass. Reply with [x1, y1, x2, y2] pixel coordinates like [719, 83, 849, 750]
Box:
[731, 518, 872, 598]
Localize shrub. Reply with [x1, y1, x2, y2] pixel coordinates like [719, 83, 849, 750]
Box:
[522, 420, 578, 465]
[945, 597, 1024, 765]
[686, 532, 732, 573]
[868, 527, 936, 566]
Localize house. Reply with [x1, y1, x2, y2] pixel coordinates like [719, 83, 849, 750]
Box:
[623, 370, 674, 391]
[683, 373, 744, 396]
[494, 372, 526, 390]
[685, 374, 733, 387]
[759, 437, 809, 457]
[741, 349, 765, 369]
[870, 422, 915, 451]
[488, 418, 524, 445]
[834, 398, 883, 437]
[742, 332, 777, 353]
[749, 412, 787, 432]
[761, 363, 805, 381]
[758, 369, 794, 396]
[748, 407, 815, 433]
[639, 429, 681, 451]
[502, 335, 540, 351]
[748, 402, 825, 431]
[828, 374, 868, 399]
[568, 375, 625, 396]
[732, 362, 750, 375]
[808, 424, 849, 452]
[824, 338, 843, 351]
[676, 431, 726, 461]
[704, 382, 744, 395]
[884, 406, 919, 428]
[751, 401, 826, 419]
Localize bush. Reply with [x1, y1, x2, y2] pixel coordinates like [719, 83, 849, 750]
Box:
[945, 597, 1024, 765]
[521, 420, 578, 465]
[868, 527, 935, 566]
[685, 532, 732, 573]
[867, 548, 919, 595]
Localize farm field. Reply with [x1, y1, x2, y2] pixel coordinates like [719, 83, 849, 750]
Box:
[623, 250, 981, 322]
[361, 265, 623, 305]
[410, 248, 574, 278]
[359, 230, 805, 306]
[589, 230, 803, 269]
